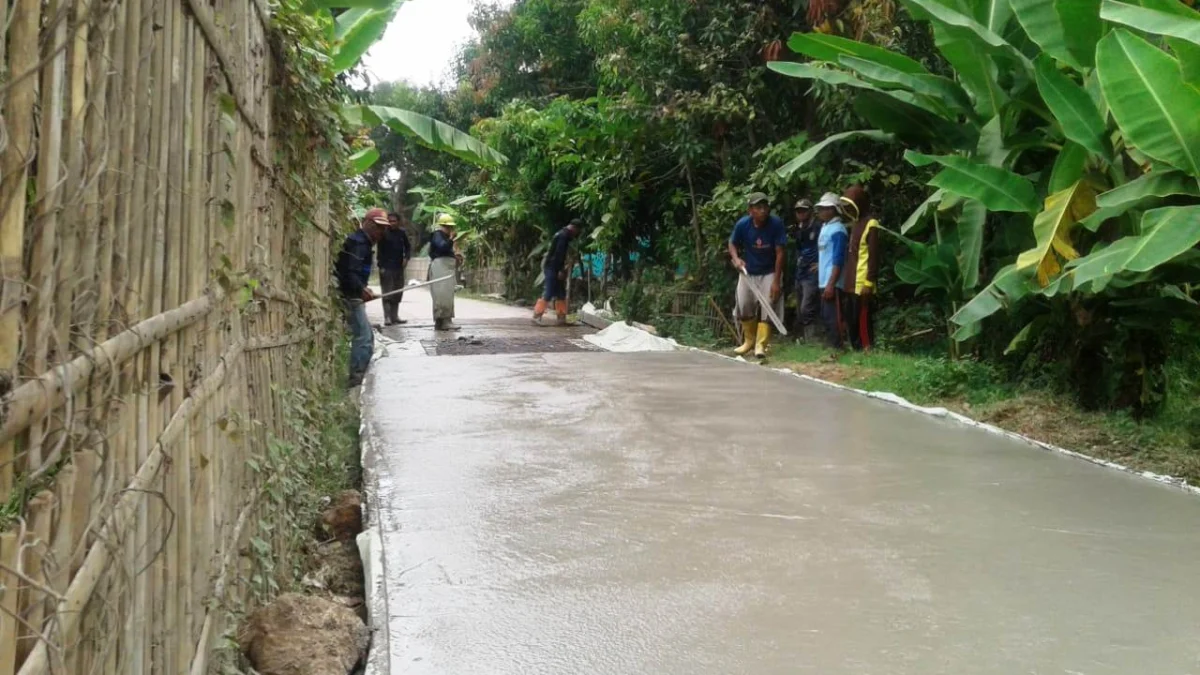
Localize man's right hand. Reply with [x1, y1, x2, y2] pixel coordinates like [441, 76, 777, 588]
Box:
[361, 288, 376, 302]
[732, 257, 745, 272]
[822, 286, 835, 301]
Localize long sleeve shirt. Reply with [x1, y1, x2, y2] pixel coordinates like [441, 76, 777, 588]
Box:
[818, 218, 848, 290]
[336, 229, 374, 298]
[544, 227, 574, 272]
[377, 227, 411, 270]
[428, 229, 455, 260]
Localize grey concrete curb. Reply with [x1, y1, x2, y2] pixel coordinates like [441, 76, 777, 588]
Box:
[357, 373, 392, 675]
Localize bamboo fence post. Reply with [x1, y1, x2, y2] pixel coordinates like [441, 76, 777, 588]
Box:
[74, 0, 113, 349]
[16, 492, 54, 666]
[56, 0, 91, 363]
[25, 0, 70, 473]
[0, 0, 42, 499]
[0, 530, 19, 675]
[45, 463, 75, 665]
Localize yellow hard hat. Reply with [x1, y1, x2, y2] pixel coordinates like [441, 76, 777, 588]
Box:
[437, 213, 457, 226]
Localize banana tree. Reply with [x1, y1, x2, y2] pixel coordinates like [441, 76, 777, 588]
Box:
[311, 0, 508, 173]
[769, 0, 1200, 412]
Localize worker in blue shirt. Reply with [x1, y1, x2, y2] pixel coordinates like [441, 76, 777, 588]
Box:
[728, 192, 786, 358]
[336, 208, 388, 387]
[815, 192, 849, 350]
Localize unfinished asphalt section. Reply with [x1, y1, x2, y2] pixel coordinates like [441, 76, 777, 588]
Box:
[360, 296, 1200, 675]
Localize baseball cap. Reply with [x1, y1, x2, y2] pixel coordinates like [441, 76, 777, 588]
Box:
[794, 198, 813, 210]
[364, 207, 390, 225]
[747, 192, 770, 206]
[569, 218, 586, 228]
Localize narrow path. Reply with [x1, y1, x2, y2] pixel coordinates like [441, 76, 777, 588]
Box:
[360, 290, 1200, 674]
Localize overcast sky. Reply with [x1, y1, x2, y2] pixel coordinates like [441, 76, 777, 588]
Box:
[360, 0, 510, 88]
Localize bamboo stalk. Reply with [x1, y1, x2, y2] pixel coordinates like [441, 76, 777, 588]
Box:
[24, 0, 71, 472]
[0, 296, 216, 446]
[182, 0, 263, 137]
[105, 0, 144, 337]
[0, 531, 19, 675]
[45, 463, 75, 652]
[55, 0, 92, 362]
[74, 0, 114, 348]
[16, 492, 54, 665]
[0, 0, 43, 500]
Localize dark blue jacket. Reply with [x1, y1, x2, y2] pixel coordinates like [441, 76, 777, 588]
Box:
[377, 227, 411, 270]
[544, 227, 574, 271]
[336, 229, 373, 298]
[429, 229, 456, 260]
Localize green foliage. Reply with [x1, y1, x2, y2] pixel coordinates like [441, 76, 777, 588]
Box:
[771, 0, 1200, 415]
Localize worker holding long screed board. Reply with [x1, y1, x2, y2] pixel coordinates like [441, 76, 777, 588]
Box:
[336, 208, 388, 388]
[728, 192, 787, 359]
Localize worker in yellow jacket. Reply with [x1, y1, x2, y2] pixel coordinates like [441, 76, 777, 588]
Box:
[839, 185, 881, 351]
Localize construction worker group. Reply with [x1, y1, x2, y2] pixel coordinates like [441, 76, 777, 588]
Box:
[729, 186, 879, 358]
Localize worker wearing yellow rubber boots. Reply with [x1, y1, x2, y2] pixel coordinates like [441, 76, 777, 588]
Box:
[728, 193, 787, 358]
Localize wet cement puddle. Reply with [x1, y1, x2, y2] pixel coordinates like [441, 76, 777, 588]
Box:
[421, 335, 602, 356]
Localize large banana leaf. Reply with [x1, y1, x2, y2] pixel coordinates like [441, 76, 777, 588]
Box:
[1100, 1, 1200, 47]
[1125, 0, 1200, 83]
[1097, 170, 1200, 209]
[332, 6, 398, 73]
[776, 130, 895, 177]
[1066, 206, 1200, 287]
[901, 0, 1033, 75]
[314, 0, 394, 8]
[855, 91, 979, 149]
[1048, 142, 1090, 192]
[934, 25, 1008, 117]
[359, 105, 508, 167]
[1016, 180, 1096, 285]
[838, 56, 976, 117]
[950, 263, 1036, 337]
[348, 147, 380, 175]
[906, 151, 1039, 212]
[1010, 0, 1101, 70]
[900, 189, 947, 234]
[1034, 55, 1111, 160]
[786, 33, 929, 74]
[1096, 29, 1200, 176]
[1079, 169, 1200, 230]
[975, 0, 1015, 34]
[957, 198, 988, 289]
[767, 62, 925, 109]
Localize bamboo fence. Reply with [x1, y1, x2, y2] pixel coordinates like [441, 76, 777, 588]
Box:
[0, 0, 337, 670]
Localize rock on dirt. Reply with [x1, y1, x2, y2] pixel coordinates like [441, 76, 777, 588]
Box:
[321, 490, 363, 542]
[239, 593, 369, 675]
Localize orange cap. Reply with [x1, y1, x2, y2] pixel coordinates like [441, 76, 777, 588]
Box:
[364, 208, 390, 225]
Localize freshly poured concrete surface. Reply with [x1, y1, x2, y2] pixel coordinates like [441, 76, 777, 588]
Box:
[363, 349, 1200, 674]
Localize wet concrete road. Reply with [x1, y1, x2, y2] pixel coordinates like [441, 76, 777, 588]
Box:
[362, 295, 1200, 674]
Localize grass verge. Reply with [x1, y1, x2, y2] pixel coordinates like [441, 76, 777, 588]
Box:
[766, 341, 1200, 485]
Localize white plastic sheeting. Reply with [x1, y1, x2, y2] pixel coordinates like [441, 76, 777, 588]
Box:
[584, 322, 678, 353]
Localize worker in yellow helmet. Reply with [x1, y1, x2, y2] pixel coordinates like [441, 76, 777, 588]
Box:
[428, 213, 462, 331]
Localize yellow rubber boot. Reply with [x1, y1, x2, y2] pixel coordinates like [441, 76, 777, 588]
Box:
[754, 321, 771, 359]
[734, 320, 758, 356]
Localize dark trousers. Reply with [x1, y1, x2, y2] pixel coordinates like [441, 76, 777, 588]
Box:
[794, 276, 820, 332]
[821, 288, 847, 349]
[344, 298, 373, 387]
[846, 292, 876, 350]
[380, 267, 404, 323]
[542, 267, 565, 300]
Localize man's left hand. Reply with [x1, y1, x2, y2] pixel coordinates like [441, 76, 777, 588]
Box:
[861, 285, 873, 299]
[770, 279, 781, 302]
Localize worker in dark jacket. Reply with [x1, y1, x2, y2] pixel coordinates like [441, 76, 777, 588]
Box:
[336, 208, 388, 387]
[840, 185, 881, 350]
[532, 218, 584, 326]
[377, 212, 411, 326]
[428, 213, 462, 331]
